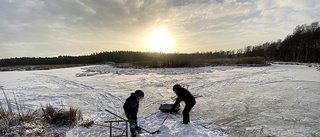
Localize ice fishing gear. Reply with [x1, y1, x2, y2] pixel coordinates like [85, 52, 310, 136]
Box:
[80, 120, 123, 130]
[105, 108, 160, 134]
[161, 113, 170, 125]
[159, 103, 180, 112]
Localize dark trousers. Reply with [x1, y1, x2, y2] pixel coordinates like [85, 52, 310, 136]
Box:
[125, 114, 138, 134]
[183, 102, 195, 123]
[126, 115, 137, 124]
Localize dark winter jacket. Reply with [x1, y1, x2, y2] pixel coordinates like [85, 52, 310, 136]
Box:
[171, 88, 196, 110]
[123, 93, 139, 117]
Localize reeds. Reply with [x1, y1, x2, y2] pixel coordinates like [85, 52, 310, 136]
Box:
[41, 104, 82, 127]
[0, 87, 82, 136]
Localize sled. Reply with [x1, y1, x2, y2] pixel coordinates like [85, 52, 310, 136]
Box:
[159, 104, 180, 112]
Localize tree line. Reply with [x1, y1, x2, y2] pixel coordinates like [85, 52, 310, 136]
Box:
[0, 21, 319, 68]
[242, 22, 320, 62]
[0, 51, 235, 67]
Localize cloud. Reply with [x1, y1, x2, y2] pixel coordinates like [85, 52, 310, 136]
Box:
[275, 0, 319, 10]
[0, 0, 319, 58]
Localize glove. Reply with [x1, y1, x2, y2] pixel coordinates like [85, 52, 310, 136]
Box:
[127, 116, 134, 123]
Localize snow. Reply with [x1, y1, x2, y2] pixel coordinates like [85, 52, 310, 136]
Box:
[1, 64, 320, 137]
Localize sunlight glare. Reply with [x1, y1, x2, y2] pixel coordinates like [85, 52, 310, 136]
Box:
[147, 28, 172, 52]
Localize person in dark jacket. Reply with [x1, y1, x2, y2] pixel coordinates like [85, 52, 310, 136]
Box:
[171, 84, 196, 124]
[123, 90, 144, 137]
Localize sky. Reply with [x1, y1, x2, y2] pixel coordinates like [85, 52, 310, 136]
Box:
[0, 0, 319, 59]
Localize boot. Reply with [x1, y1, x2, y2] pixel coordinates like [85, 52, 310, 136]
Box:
[136, 126, 142, 133]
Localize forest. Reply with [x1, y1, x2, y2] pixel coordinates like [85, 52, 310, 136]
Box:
[0, 21, 319, 68]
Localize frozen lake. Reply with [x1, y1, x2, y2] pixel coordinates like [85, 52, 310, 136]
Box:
[1, 64, 320, 137]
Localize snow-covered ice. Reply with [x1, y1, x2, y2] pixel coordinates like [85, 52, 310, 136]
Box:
[1, 64, 320, 137]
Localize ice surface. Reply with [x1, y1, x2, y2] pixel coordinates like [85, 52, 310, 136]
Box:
[1, 64, 320, 136]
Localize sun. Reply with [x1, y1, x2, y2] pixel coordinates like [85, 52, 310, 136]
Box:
[147, 28, 172, 52]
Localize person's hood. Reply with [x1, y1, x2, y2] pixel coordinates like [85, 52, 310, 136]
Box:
[130, 93, 137, 99]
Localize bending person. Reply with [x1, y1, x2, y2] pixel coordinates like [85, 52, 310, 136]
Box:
[171, 84, 196, 124]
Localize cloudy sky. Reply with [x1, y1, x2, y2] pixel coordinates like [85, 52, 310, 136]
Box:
[0, 0, 319, 59]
